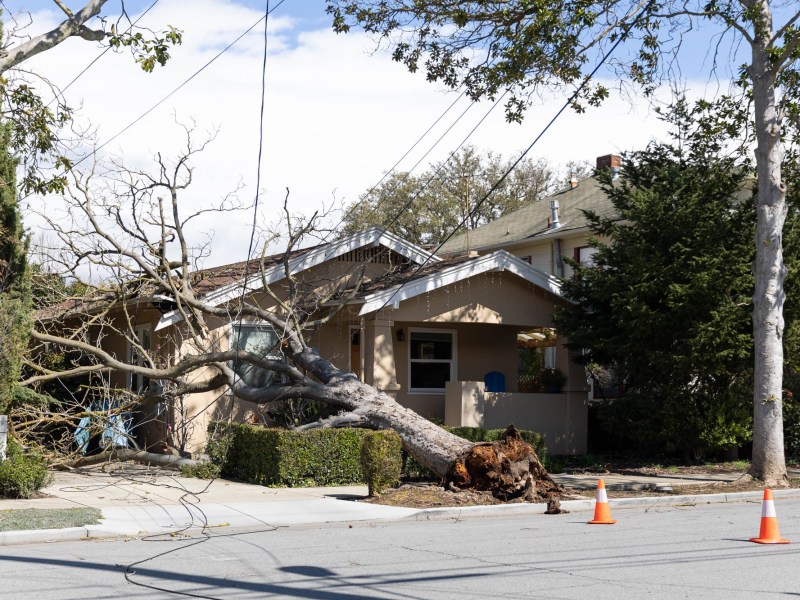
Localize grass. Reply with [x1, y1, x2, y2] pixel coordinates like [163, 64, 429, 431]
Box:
[0, 508, 102, 532]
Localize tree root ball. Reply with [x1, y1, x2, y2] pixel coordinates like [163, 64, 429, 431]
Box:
[446, 425, 562, 503]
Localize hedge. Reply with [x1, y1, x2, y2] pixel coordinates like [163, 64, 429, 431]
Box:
[208, 422, 369, 487]
[207, 422, 547, 487]
[360, 430, 403, 495]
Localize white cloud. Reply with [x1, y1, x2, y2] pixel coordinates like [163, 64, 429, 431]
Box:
[14, 0, 680, 268]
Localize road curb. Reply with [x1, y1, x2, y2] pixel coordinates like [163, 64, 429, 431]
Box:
[0, 526, 126, 546]
[406, 487, 800, 521]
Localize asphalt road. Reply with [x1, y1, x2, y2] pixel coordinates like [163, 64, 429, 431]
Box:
[1, 497, 799, 599]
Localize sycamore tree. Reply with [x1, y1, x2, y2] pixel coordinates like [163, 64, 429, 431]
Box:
[0, 2, 179, 426]
[0, 2, 181, 193]
[326, 0, 800, 485]
[341, 146, 557, 245]
[556, 99, 761, 459]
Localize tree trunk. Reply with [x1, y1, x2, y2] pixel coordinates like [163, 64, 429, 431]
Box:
[748, 13, 789, 486]
[287, 348, 561, 502]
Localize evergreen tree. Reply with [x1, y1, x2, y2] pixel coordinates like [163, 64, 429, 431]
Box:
[555, 100, 757, 458]
[0, 122, 31, 414]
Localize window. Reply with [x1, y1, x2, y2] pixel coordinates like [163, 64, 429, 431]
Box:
[128, 324, 151, 393]
[574, 245, 597, 266]
[409, 329, 456, 393]
[231, 323, 283, 387]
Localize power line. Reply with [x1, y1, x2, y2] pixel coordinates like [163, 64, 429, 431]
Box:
[371, 89, 508, 239]
[374, 35, 629, 313]
[338, 88, 469, 227]
[53, 0, 161, 102]
[233, 0, 273, 390]
[69, 0, 288, 170]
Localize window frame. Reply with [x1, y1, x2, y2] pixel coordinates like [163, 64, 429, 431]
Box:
[573, 245, 597, 266]
[127, 323, 151, 394]
[228, 321, 284, 389]
[407, 327, 457, 394]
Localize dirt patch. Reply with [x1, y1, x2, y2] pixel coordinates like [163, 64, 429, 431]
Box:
[363, 478, 800, 508]
[362, 483, 518, 508]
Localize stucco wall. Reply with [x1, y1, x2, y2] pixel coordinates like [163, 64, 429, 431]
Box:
[445, 381, 588, 455]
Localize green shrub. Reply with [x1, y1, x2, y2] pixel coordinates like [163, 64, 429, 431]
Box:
[208, 422, 367, 487]
[0, 441, 50, 499]
[360, 431, 403, 496]
[208, 422, 549, 487]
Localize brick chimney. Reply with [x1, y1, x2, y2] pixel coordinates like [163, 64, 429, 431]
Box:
[596, 154, 621, 178]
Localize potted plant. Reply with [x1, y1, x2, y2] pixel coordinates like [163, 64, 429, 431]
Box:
[540, 367, 566, 393]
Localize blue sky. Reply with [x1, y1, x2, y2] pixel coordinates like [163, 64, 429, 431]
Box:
[4, 0, 750, 267]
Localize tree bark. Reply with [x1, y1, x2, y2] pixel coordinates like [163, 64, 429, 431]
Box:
[748, 3, 789, 486]
[52, 448, 198, 471]
[287, 348, 561, 502]
[0, 1, 108, 74]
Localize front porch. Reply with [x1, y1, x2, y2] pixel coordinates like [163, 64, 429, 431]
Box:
[444, 381, 587, 455]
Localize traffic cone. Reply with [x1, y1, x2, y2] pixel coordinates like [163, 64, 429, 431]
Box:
[750, 488, 790, 544]
[588, 479, 616, 524]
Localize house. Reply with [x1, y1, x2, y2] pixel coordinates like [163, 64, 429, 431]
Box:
[439, 154, 621, 275]
[39, 156, 622, 458]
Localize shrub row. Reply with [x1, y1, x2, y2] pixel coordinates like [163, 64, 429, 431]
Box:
[208, 422, 371, 487]
[208, 422, 547, 490]
[0, 441, 50, 499]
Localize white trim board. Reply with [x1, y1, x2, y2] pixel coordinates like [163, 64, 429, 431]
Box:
[156, 228, 440, 331]
[358, 250, 562, 316]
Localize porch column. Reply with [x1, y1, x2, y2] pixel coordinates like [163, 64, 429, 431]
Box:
[364, 317, 401, 395]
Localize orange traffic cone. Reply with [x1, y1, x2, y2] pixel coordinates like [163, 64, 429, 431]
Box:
[588, 479, 616, 524]
[750, 488, 790, 544]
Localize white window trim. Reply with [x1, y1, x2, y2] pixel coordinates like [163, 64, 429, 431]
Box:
[127, 323, 151, 393]
[407, 327, 457, 395]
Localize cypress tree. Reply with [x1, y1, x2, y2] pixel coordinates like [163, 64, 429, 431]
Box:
[0, 121, 31, 414]
[555, 100, 756, 458]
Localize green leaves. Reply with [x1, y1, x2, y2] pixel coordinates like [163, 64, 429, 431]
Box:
[555, 98, 758, 456]
[108, 25, 183, 73]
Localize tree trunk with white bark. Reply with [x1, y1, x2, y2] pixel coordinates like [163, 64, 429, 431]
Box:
[747, 5, 789, 486]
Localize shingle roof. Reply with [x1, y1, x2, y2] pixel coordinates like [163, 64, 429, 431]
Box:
[439, 176, 617, 255]
[35, 248, 313, 322]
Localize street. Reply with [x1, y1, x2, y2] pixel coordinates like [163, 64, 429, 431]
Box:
[1, 497, 798, 599]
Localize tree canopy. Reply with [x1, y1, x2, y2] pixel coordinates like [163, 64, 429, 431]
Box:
[0, 2, 181, 193]
[341, 146, 578, 246]
[556, 100, 760, 457]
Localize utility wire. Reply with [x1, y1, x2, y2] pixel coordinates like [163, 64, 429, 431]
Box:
[69, 0, 287, 170]
[374, 35, 629, 313]
[368, 89, 508, 245]
[337, 88, 469, 227]
[52, 0, 161, 102]
[232, 0, 272, 391]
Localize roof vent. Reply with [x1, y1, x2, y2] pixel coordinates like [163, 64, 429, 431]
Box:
[549, 199, 561, 229]
[569, 174, 578, 189]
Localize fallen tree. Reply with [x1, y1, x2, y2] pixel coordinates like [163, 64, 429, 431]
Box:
[21, 135, 561, 502]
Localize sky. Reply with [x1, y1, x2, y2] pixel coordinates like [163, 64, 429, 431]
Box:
[4, 0, 720, 269]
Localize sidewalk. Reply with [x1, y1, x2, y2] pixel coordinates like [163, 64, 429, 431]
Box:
[1, 465, 799, 546]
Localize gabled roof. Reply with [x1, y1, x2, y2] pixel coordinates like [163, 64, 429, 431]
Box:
[155, 227, 440, 330]
[439, 176, 617, 255]
[357, 250, 562, 316]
